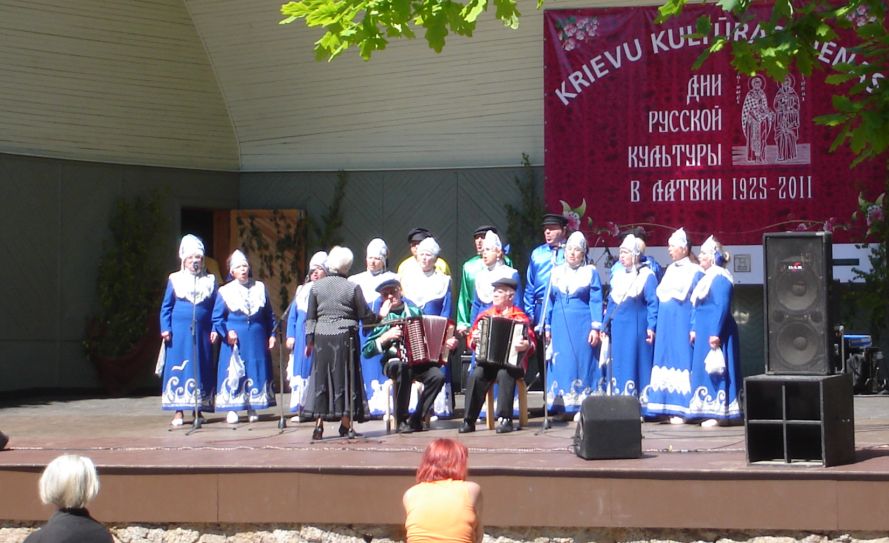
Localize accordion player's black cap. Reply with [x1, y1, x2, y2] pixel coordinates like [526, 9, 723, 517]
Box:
[491, 277, 518, 291]
[375, 277, 402, 293]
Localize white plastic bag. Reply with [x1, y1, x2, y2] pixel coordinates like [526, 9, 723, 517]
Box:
[155, 341, 166, 377]
[705, 346, 726, 375]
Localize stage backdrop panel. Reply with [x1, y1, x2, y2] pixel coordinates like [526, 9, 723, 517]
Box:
[544, 4, 884, 246]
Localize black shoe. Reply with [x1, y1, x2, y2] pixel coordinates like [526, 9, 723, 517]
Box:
[409, 417, 425, 432]
[312, 426, 323, 440]
[496, 419, 514, 434]
[338, 424, 350, 437]
[0, 431, 8, 450]
[458, 420, 476, 434]
[397, 421, 414, 434]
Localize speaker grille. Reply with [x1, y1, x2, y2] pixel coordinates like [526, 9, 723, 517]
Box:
[764, 232, 835, 375]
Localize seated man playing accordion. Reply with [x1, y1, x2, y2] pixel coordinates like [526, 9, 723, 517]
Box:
[363, 278, 458, 433]
[460, 277, 536, 434]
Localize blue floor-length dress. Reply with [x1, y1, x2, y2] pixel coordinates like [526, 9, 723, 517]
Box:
[213, 280, 277, 411]
[645, 257, 703, 419]
[286, 283, 313, 413]
[603, 266, 658, 401]
[688, 267, 743, 421]
[544, 262, 603, 415]
[159, 271, 218, 412]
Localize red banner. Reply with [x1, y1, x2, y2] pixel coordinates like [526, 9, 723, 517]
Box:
[544, 4, 884, 246]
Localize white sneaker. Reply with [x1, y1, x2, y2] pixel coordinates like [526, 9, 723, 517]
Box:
[573, 412, 581, 422]
[290, 415, 301, 423]
[170, 417, 184, 427]
[247, 409, 259, 423]
[670, 416, 685, 425]
[701, 418, 719, 428]
[226, 411, 239, 424]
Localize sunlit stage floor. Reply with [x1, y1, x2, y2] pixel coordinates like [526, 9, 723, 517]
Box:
[2, 392, 889, 530]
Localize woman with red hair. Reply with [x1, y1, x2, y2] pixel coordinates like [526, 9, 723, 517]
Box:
[403, 438, 483, 543]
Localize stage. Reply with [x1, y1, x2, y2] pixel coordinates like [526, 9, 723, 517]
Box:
[2, 392, 889, 532]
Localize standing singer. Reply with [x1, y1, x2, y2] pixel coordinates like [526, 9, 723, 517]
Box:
[159, 234, 217, 427]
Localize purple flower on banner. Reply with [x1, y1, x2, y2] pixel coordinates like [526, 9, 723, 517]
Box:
[607, 221, 620, 237]
[558, 16, 598, 51]
[795, 222, 809, 231]
[846, 5, 877, 27]
[565, 212, 580, 231]
[866, 204, 884, 226]
[822, 218, 836, 233]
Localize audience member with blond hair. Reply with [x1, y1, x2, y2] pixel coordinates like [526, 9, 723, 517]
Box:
[24, 454, 113, 543]
[403, 438, 482, 543]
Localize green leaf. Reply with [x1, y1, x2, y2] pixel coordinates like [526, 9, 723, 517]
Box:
[462, 0, 487, 23]
[493, 0, 520, 29]
[656, 0, 687, 23]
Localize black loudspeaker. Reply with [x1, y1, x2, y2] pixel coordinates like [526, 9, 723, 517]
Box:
[574, 396, 642, 460]
[745, 374, 855, 466]
[764, 232, 838, 374]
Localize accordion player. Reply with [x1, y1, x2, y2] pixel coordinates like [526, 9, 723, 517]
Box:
[362, 278, 456, 433]
[460, 277, 536, 434]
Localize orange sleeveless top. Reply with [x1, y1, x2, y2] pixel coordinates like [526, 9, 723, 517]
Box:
[405, 480, 478, 543]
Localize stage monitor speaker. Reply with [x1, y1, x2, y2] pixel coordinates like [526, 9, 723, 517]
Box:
[764, 232, 838, 375]
[745, 374, 855, 467]
[574, 396, 642, 460]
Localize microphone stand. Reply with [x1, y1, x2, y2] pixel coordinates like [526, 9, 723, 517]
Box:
[345, 327, 358, 438]
[187, 264, 204, 435]
[274, 303, 292, 431]
[535, 242, 561, 432]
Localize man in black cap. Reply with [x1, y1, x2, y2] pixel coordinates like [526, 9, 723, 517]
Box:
[460, 277, 536, 434]
[522, 213, 568, 388]
[362, 278, 456, 433]
[396, 227, 451, 277]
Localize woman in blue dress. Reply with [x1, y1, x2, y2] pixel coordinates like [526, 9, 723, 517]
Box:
[543, 231, 603, 419]
[159, 235, 218, 427]
[689, 236, 743, 427]
[400, 236, 455, 418]
[645, 228, 703, 423]
[348, 238, 398, 417]
[214, 249, 277, 424]
[285, 251, 328, 419]
[602, 234, 659, 401]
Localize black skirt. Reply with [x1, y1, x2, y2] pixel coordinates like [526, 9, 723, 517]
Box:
[302, 330, 368, 422]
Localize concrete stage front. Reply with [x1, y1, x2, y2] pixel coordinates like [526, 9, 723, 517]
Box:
[2, 393, 889, 532]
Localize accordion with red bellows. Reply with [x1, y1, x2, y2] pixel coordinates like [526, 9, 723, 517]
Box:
[403, 315, 454, 366]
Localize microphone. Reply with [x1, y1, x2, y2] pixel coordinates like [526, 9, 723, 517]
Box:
[193, 260, 201, 273]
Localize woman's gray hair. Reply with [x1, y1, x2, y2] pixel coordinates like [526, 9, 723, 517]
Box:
[326, 246, 354, 275]
[39, 455, 100, 509]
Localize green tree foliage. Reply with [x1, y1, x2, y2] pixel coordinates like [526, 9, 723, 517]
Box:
[504, 153, 544, 275]
[88, 191, 170, 357]
[311, 170, 348, 253]
[658, 0, 887, 166]
[280, 0, 529, 60]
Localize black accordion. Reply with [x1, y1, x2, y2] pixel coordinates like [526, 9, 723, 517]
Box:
[475, 316, 526, 368]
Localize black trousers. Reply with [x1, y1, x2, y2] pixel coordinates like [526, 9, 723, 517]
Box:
[384, 359, 445, 423]
[464, 364, 523, 422]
